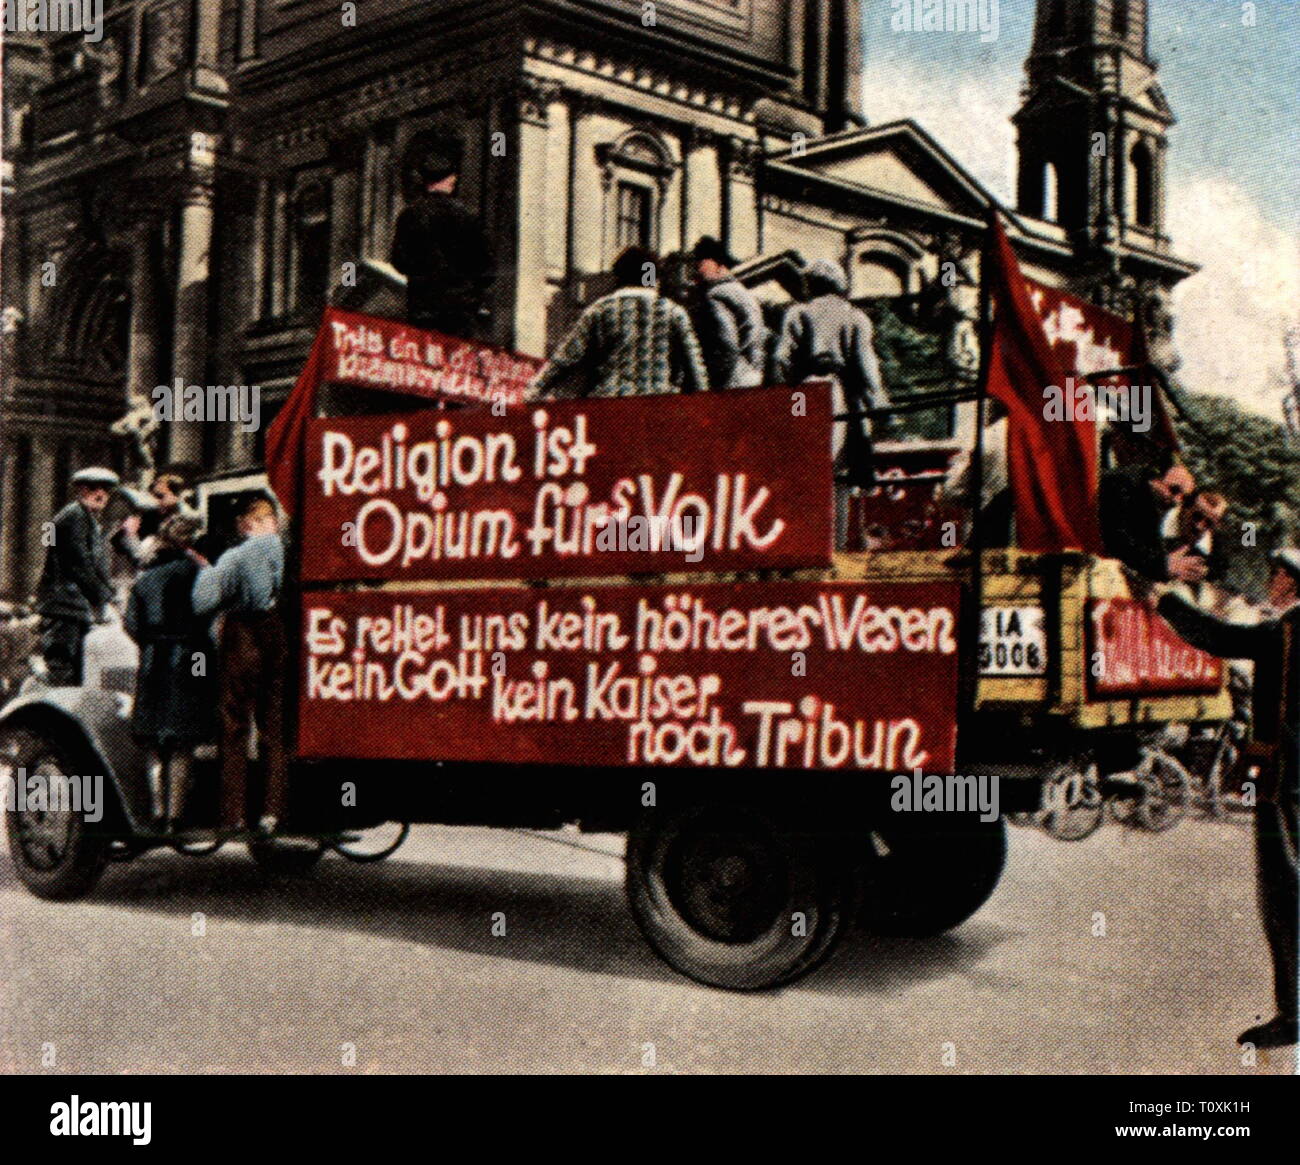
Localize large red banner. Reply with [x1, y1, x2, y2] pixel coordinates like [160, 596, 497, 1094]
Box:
[299, 386, 833, 582]
[296, 582, 961, 771]
[1087, 598, 1224, 697]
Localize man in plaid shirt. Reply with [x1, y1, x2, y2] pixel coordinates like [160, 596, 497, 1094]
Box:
[532, 247, 709, 398]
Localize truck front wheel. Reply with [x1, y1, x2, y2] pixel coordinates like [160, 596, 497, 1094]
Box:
[858, 812, 1006, 937]
[3, 731, 109, 901]
[626, 799, 851, 991]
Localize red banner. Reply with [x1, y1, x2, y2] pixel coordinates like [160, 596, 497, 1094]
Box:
[296, 582, 961, 771]
[299, 386, 833, 582]
[266, 308, 542, 515]
[1087, 598, 1224, 697]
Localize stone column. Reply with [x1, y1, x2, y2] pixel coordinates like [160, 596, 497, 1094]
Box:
[510, 76, 561, 358]
[23, 435, 57, 598]
[125, 216, 160, 405]
[568, 95, 603, 279]
[683, 126, 722, 251]
[0, 436, 21, 598]
[168, 175, 215, 464]
[724, 139, 760, 261]
[328, 135, 364, 294]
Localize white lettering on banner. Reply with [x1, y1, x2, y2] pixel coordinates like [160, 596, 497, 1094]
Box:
[302, 591, 957, 770]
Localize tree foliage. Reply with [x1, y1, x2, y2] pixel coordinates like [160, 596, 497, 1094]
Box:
[1168, 385, 1300, 599]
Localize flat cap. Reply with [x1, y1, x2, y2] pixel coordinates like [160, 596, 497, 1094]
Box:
[1270, 547, 1300, 583]
[70, 467, 120, 489]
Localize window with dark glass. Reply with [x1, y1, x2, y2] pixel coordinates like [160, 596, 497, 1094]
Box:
[1112, 1, 1129, 35]
[292, 182, 332, 313]
[615, 181, 653, 250]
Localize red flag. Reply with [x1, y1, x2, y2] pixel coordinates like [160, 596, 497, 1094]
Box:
[983, 215, 1102, 553]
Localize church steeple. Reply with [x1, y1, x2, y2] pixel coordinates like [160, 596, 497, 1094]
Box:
[1014, 0, 1172, 254]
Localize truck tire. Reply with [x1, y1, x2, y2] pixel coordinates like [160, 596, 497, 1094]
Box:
[858, 812, 1006, 937]
[625, 799, 851, 991]
[3, 731, 109, 901]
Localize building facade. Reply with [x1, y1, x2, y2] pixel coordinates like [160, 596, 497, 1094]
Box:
[1, 0, 1195, 600]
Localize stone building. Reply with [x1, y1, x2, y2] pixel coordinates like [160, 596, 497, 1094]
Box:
[1, 0, 1194, 599]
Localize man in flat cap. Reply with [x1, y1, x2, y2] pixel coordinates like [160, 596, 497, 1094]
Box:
[35, 467, 119, 685]
[1156, 548, 1300, 1048]
[390, 141, 494, 340]
[691, 236, 767, 391]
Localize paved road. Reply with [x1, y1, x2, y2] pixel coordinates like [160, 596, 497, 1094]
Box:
[1, 815, 1294, 1074]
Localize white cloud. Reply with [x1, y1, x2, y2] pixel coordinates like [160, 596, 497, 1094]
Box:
[863, 58, 1019, 202]
[1168, 177, 1300, 421]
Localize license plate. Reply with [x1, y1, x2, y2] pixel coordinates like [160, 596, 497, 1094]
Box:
[979, 606, 1047, 676]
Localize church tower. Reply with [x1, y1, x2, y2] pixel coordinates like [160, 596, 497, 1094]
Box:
[1013, 0, 1173, 254]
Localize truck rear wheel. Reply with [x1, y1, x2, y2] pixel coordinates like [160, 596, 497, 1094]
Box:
[3, 732, 109, 901]
[625, 799, 851, 991]
[858, 813, 1006, 937]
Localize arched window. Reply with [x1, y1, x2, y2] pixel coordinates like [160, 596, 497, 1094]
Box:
[597, 130, 675, 264]
[292, 180, 332, 312]
[1043, 161, 1060, 223]
[1130, 141, 1154, 228]
[1111, 1, 1129, 36]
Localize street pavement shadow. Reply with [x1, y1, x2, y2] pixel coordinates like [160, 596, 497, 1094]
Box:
[2, 849, 1019, 997]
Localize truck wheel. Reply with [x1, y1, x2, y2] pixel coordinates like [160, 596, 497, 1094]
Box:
[858, 813, 1006, 937]
[248, 835, 326, 877]
[625, 800, 851, 991]
[3, 733, 109, 901]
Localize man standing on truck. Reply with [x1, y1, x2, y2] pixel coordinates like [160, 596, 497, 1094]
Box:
[690, 236, 766, 390]
[389, 142, 494, 340]
[531, 246, 709, 398]
[34, 467, 120, 685]
[1100, 453, 1207, 583]
[771, 258, 891, 546]
[1156, 548, 1300, 1049]
[192, 497, 288, 836]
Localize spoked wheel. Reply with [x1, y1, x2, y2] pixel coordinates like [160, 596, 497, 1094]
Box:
[331, 821, 410, 863]
[248, 834, 326, 876]
[1040, 761, 1105, 841]
[1135, 749, 1191, 833]
[858, 812, 1006, 937]
[3, 734, 108, 900]
[626, 799, 851, 991]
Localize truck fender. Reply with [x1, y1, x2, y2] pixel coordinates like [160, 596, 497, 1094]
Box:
[0, 687, 151, 833]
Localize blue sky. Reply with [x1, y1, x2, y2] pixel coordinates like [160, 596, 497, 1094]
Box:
[861, 0, 1300, 417]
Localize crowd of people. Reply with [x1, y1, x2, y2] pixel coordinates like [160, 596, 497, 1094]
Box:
[32, 466, 287, 841]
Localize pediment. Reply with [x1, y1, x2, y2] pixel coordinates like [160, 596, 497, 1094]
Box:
[772, 120, 994, 217]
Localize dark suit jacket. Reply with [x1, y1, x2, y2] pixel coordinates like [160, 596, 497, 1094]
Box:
[390, 191, 493, 338]
[1158, 593, 1298, 805]
[1099, 467, 1170, 580]
[35, 502, 114, 623]
[124, 550, 216, 746]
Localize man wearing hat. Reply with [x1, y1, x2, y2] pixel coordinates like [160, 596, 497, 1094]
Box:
[35, 467, 119, 685]
[1156, 548, 1300, 1048]
[390, 141, 494, 339]
[691, 237, 767, 390]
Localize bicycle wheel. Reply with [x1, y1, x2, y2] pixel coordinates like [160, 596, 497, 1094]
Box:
[1135, 749, 1191, 832]
[1041, 762, 1105, 841]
